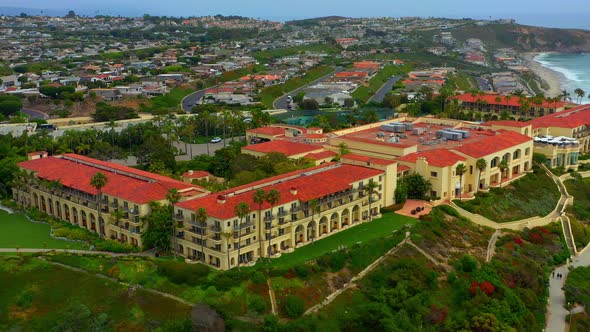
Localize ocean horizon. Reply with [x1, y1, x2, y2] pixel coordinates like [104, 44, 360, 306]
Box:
[535, 53, 590, 103]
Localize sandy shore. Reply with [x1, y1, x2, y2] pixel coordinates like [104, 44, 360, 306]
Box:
[521, 52, 564, 98]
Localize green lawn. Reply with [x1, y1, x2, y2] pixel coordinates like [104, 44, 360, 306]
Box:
[258, 212, 416, 269]
[253, 44, 340, 63]
[352, 65, 410, 103]
[0, 256, 191, 331]
[260, 65, 335, 108]
[0, 210, 87, 250]
[565, 177, 590, 222]
[455, 166, 560, 222]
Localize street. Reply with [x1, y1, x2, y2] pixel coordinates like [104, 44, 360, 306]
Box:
[368, 76, 402, 104]
[22, 108, 49, 120]
[476, 77, 493, 92]
[181, 88, 208, 112]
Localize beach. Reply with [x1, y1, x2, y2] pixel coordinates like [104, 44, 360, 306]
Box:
[521, 52, 564, 98]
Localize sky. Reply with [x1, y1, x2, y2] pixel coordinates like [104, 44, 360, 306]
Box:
[1, 0, 590, 29]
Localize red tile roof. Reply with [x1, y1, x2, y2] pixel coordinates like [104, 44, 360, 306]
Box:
[176, 163, 383, 219]
[483, 120, 532, 128]
[397, 165, 410, 172]
[18, 154, 203, 204]
[242, 140, 324, 156]
[453, 131, 532, 158]
[182, 170, 211, 179]
[337, 136, 414, 148]
[247, 127, 286, 137]
[334, 71, 368, 78]
[454, 93, 565, 108]
[303, 150, 337, 160]
[397, 150, 466, 167]
[530, 104, 590, 129]
[341, 153, 397, 166]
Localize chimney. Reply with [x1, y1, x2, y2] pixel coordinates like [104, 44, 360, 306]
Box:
[217, 194, 226, 204]
[188, 170, 194, 175]
[290, 186, 297, 195]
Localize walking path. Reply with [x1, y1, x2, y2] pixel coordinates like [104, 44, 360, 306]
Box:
[406, 240, 452, 271]
[266, 276, 278, 315]
[0, 248, 156, 257]
[485, 230, 502, 263]
[39, 257, 194, 306]
[546, 244, 590, 332]
[304, 234, 410, 315]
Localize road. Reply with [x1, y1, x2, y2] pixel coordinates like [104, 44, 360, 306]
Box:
[476, 77, 493, 92]
[368, 76, 402, 104]
[181, 87, 210, 112]
[273, 67, 338, 110]
[22, 108, 49, 120]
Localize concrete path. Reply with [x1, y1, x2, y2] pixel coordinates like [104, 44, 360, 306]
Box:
[0, 248, 156, 257]
[368, 76, 401, 104]
[266, 276, 278, 315]
[546, 246, 590, 332]
[40, 257, 194, 306]
[486, 230, 502, 263]
[406, 240, 452, 271]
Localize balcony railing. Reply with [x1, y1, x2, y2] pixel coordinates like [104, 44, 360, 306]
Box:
[174, 214, 184, 221]
[233, 220, 253, 231]
[210, 225, 222, 233]
[264, 214, 274, 222]
[130, 208, 139, 216]
[278, 210, 288, 217]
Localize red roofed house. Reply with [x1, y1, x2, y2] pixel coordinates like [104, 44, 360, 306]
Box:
[454, 93, 566, 120]
[353, 61, 381, 72]
[14, 154, 208, 248]
[241, 140, 326, 164]
[174, 163, 384, 269]
[529, 104, 590, 170]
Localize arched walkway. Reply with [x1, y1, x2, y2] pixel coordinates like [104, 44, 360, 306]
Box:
[295, 225, 305, 244]
[330, 212, 340, 232]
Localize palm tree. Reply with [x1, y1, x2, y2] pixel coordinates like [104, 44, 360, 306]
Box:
[253, 189, 266, 261]
[574, 88, 585, 104]
[309, 199, 319, 242]
[499, 160, 509, 182]
[195, 207, 208, 262]
[221, 231, 234, 269]
[234, 202, 251, 270]
[110, 209, 124, 240]
[90, 172, 108, 235]
[476, 158, 487, 191]
[9, 168, 28, 205]
[363, 179, 379, 221]
[561, 89, 571, 103]
[265, 189, 280, 261]
[455, 163, 466, 199]
[166, 188, 181, 258]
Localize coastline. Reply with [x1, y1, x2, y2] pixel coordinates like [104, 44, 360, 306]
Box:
[521, 52, 564, 98]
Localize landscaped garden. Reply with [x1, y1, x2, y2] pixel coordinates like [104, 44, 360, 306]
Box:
[0, 255, 191, 331]
[455, 165, 560, 222]
[0, 210, 88, 250]
[564, 266, 590, 332]
[276, 207, 570, 331]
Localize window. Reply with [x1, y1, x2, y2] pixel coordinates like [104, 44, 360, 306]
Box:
[379, 175, 383, 181]
[430, 171, 438, 177]
[191, 213, 196, 222]
[430, 191, 437, 197]
[525, 148, 530, 156]
[469, 166, 473, 175]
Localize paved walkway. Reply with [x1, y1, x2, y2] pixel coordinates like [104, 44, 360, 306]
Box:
[546, 245, 590, 332]
[0, 248, 156, 257]
[485, 230, 502, 263]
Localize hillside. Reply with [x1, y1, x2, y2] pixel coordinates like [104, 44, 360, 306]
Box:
[451, 23, 590, 53]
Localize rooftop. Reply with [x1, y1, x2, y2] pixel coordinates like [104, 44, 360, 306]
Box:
[397, 149, 466, 167]
[18, 154, 204, 204]
[453, 130, 532, 158]
[455, 93, 566, 109]
[176, 163, 383, 219]
[341, 153, 397, 166]
[530, 104, 590, 129]
[242, 140, 324, 157]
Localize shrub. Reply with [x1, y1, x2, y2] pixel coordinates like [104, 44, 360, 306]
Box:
[284, 295, 306, 318]
[460, 255, 478, 273]
[15, 289, 34, 308]
[294, 265, 313, 278]
[209, 270, 248, 291]
[156, 260, 210, 286]
[93, 240, 139, 253]
[248, 294, 267, 313]
[251, 271, 266, 285]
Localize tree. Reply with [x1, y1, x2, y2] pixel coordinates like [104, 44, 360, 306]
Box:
[265, 189, 280, 260]
[363, 179, 379, 221]
[167, 188, 181, 258]
[90, 172, 108, 235]
[574, 88, 585, 104]
[499, 160, 509, 181]
[302, 99, 319, 110]
[309, 199, 319, 242]
[400, 173, 432, 200]
[221, 231, 234, 269]
[195, 207, 208, 262]
[65, 10, 77, 18]
[141, 202, 173, 251]
[455, 163, 466, 199]
[476, 158, 487, 191]
[253, 189, 266, 262]
[560, 89, 571, 102]
[234, 202, 251, 270]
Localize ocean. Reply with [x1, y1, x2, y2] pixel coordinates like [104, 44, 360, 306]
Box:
[535, 53, 590, 103]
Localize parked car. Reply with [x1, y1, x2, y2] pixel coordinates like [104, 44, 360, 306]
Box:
[211, 137, 222, 143]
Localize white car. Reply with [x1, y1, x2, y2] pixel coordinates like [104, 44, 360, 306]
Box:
[211, 137, 222, 143]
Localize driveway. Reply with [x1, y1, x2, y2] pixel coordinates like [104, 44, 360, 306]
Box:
[181, 87, 210, 112]
[22, 108, 49, 120]
[368, 76, 402, 104]
[476, 77, 493, 92]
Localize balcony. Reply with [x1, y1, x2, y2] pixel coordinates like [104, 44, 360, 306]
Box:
[110, 201, 119, 208]
[122, 206, 129, 213]
[233, 220, 253, 231]
[264, 214, 274, 222]
[210, 225, 222, 233]
[130, 208, 140, 216]
[174, 214, 184, 221]
[278, 210, 288, 217]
